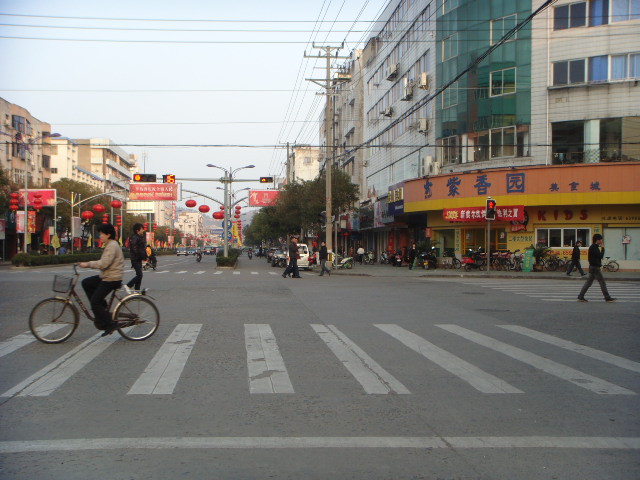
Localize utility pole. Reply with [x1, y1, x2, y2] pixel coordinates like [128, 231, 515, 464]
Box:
[305, 43, 349, 260]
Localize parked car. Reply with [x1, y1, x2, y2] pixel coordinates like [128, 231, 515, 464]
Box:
[176, 247, 188, 256]
[203, 246, 213, 255]
[271, 249, 287, 267]
[187, 248, 197, 256]
[296, 243, 312, 270]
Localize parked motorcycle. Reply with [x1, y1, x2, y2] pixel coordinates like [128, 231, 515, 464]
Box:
[334, 255, 353, 269]
[418, 246, 437, 270]
[461, 247, 486, 271]
[380, 251, 390, 264]
[392, 250, 403, 267]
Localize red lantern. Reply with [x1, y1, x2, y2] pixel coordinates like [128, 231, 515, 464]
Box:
[10, 192, 19, 198]
[33, 198, 43, 211]
[198, 205, 210, 213]
[185, 199, 197, 208]
[212, 211, 224, 220]
[153, 223, 157, 231]
[81, 210, 94, 221]
[143, 222, 148, 230]
[166, 229, 169, 235]
[92, 204, 106, 214]
[9, 204, 19, 211]
[9, 198, 19, 205]
[116, 215, 122, 226]
[219, 205, 225, 210]
[110, 199, 122, 209]
[234, 214, 240, 219]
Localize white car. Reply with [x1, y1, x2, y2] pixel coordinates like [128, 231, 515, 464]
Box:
[296, 244, 312, 270]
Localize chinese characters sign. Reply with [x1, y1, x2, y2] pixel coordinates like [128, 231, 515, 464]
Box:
[443, 205, 525, 222]
[129, 184, 178, 201]
[249, 190, 279, 207]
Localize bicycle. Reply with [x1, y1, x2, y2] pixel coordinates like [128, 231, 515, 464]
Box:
[602, 257, 620, 272]
[29, 264, 160, 344]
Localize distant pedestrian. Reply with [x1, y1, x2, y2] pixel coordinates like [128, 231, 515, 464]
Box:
[577, 234, 616, 302]
[282, 236, 301, 278]
[125, 223, 147, 292]
[357, 245, 365, 265]
[408, 243, 417, 270]
[566, 241, 585, 276]
[318, 241, 331, 276]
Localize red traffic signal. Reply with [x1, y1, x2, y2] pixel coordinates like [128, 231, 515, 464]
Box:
[486, 198, 497, 221]
[133, 173, 157, 182]
[260, 176, 273, 183]
[163, 174, 176, 183]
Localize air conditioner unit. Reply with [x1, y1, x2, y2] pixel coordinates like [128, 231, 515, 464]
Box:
[385, 63, 399, 80]
[418, 118, 429, 133]
[421, 156, 440, 176]
[419, 72, 431, 90]
[381, 107, 393, 117]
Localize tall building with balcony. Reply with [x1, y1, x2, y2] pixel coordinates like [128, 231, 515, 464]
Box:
[75, 138, 135, 194]
[49, 137, 105, 189]
[286, 145, 320, 183]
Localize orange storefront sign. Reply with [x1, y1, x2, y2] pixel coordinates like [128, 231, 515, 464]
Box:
[404, 163, 640, 212]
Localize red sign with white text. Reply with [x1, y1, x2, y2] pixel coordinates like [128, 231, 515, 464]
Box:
[249, 190, 279, 207]
[443, 205, 525, 222]
[18, 189, 57, 207]
[129, 184, 178, 201]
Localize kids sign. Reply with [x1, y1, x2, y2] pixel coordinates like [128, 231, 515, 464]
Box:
[443, 205, 525, 222]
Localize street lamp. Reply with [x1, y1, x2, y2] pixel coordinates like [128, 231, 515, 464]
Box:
[206, 164, 255, 256]
[22, 132, 61, 253]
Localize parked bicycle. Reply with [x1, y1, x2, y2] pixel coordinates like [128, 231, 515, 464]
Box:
[602, 257, 620, 272]
[29, 264, 160, 344]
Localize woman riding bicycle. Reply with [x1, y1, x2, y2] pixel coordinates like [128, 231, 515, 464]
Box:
[79, 223, 124, 336]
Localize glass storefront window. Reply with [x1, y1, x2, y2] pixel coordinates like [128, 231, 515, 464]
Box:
[536, 228, 592, 247]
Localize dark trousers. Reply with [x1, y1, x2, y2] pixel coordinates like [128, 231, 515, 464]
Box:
[127, 259, 143, 289]
[82, 275, 122, 329]
[566, 259, 585, 275]
[319, 259, 331, 275]
[283, 258, 300, 277]
[579, 266, 612, 300]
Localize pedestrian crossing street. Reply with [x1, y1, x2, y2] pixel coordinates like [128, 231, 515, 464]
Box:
[1, 323, 638, 398]
[465, 281, 640, 302]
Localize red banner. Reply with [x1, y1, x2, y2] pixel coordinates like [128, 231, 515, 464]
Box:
[249, 190, 279, 207]
[443, 205, 525, 222]
[18, 189, 57, 207]
[129, 184, 178, 201]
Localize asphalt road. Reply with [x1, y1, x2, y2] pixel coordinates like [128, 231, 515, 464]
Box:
[1, 255, 639, 479]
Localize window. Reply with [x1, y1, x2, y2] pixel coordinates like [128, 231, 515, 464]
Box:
[490, 126, 516, 158]
[491, 14, 517, 44]
[443, 0, 460, 13]
[553, 59, 585, 85]
[589, 0, 610, 26]
[612, 0, 640, 21]
[536, 228, 590, 247]
[442, 81, 458, 108]
[439, 136, 460, 165]
[632, 53, 640, 77]
[442, 33, 458, 61]
[490, 67, 516, 96]
[554, 2, 587, 29]
[589, 55, 608, 82]
[303, 156, 312, 165]
[51, 167, 58, 174]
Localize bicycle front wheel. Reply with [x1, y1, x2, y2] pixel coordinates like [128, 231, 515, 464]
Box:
[114, 295, 160, 341]
[29, 298, 79, 344]
[606, 261, 619, 272]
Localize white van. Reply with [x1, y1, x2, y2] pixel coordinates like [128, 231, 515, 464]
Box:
[296, 243, 312, 270]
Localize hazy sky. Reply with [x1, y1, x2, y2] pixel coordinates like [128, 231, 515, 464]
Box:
[0, 0, 388, 207]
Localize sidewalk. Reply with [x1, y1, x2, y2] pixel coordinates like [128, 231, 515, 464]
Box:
[329, 262, 640, 282]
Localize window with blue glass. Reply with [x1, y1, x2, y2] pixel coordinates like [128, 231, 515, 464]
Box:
[589, 55, 608, 82]
[554, 2, 587, 29]
[612, 0, 640, 22]
[589, 0, 610, 25]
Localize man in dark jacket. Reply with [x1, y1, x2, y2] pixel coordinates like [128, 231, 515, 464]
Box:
[578, 234, 615, 302]
[126, 223, 147, 292]
[318, 240, 331, 276]
[282, 237, 301, 278]
[566, 240, 586, 276]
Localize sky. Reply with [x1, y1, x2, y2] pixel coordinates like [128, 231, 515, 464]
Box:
[0, 0, 389, 207]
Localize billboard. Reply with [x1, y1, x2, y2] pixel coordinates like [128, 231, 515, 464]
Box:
[249, 190, 279, 207]
[129, 183, 178, 201]
[18, 189, 57, 207]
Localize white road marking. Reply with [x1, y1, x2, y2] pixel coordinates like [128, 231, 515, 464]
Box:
[1, 333, 119, 397]
[233, 271, 240, 275]
[194, 271, 205, 275]
[128, 324, 202, 395]
[311, 324, 409, 394]
[497, 325, 640, 373]
[251, 272, 259, 275]
[176, 271, 188, 274]
[1, 436, 638, 453]
[245, 324, 294, 394]
[0, 328, 64, 359]
[214, 271, 223, 274]
[375, 324, 522, 394]
[437, 325, 636, 395]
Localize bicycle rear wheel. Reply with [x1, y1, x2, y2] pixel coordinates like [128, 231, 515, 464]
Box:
[114, 295, 160, 341]
[29, 298, 79, 343]
[606, 261, 619, 272]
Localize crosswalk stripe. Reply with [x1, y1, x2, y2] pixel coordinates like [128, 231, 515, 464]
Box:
[1, 333, 119, 398]
[176, 271, 187, 274]
[497, 325, 640, 373]
[436, 325, 636, 395]
[251, 272, 259, 275]
[311, 324, 410, 394]
[214, 271, 223, 275]
[245, 324, 294, 394]
[128, 324, 202, 395]
[0, 328, 64, 359]
[233, 271, 240, 275]
[194, 271, 205, 275]
[375, 324, 522, 394]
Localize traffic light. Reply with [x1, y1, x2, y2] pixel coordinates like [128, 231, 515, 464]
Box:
[485, 198, 497, 221]
[162, 174, 176, 183]
[260, 176, 274, 184]
[318, 211, 327, 225]
[133, 173, 157, 182]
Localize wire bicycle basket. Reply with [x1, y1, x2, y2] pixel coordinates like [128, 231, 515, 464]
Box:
[53, 275, 73, 294]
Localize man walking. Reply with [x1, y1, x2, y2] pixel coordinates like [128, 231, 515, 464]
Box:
[319, 240, 331, 276]
[125, 223, 147, 293]
[566, 240, 585, 276]
[282, 236, 301, 278]
[577, 234, 616, 302]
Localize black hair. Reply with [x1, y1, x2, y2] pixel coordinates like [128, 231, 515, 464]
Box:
[593, 233, 603, 243]
[98, 223, 116, 239]
[132, 223, 144, 233]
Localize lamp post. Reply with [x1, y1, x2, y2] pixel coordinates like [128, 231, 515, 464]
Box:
[21, 132, 61, 253]
[206, 164, 254, 257]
